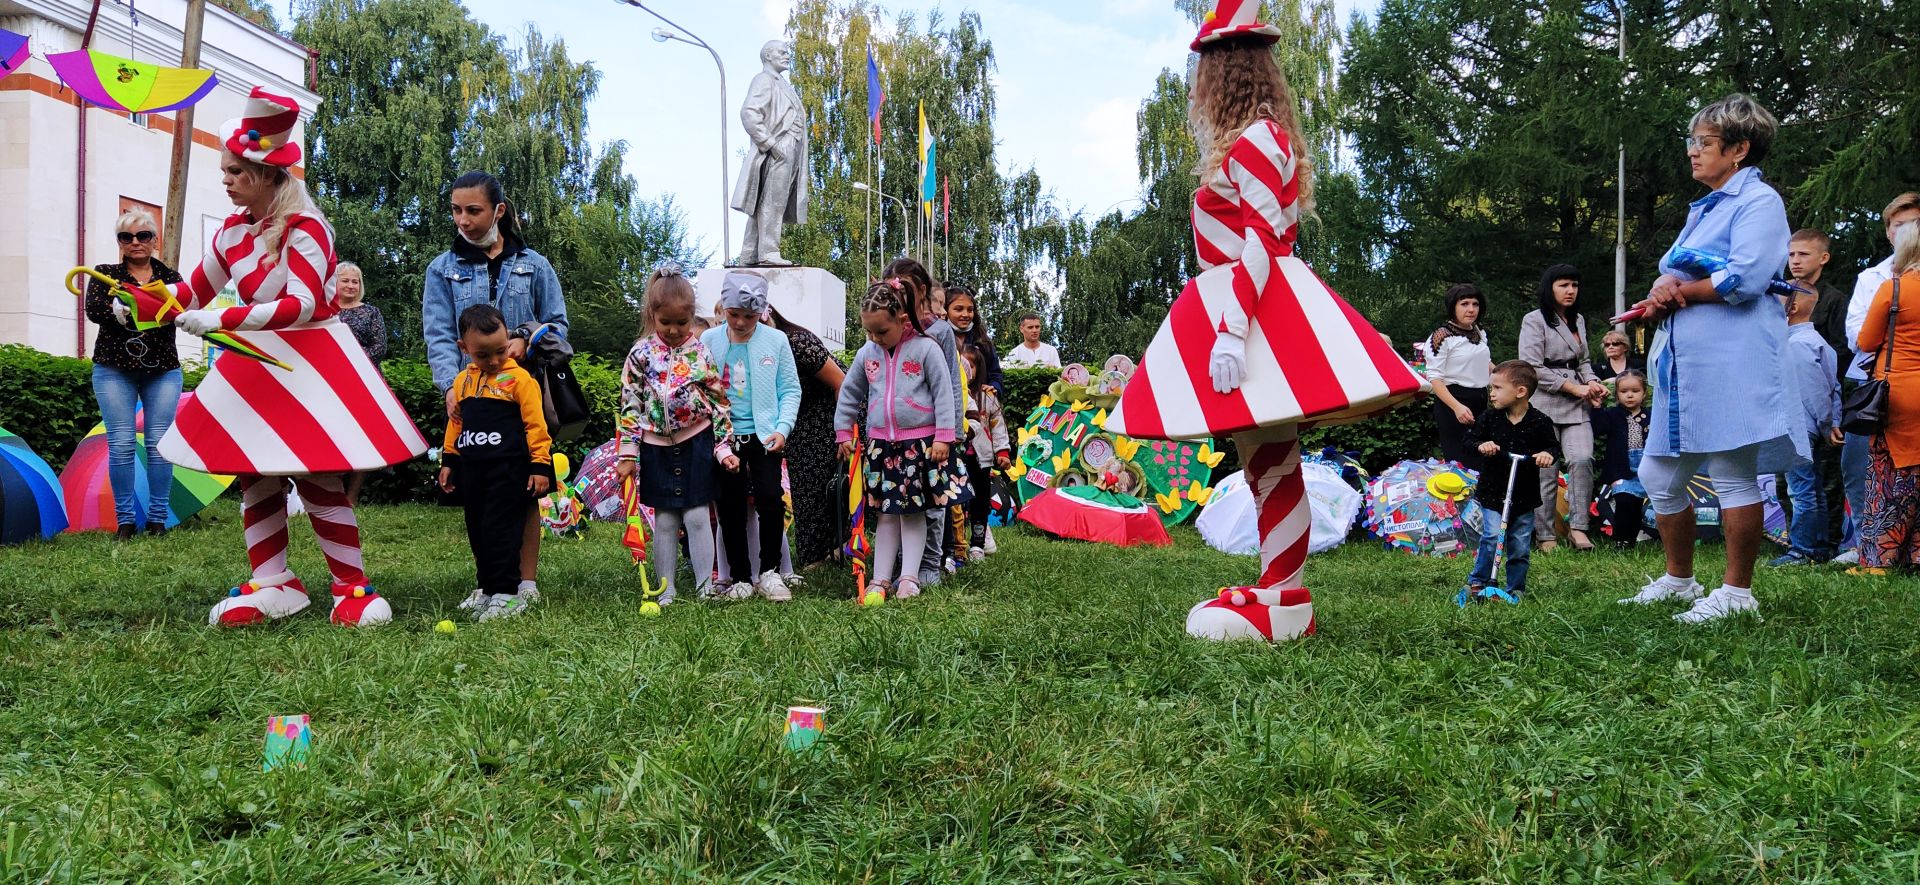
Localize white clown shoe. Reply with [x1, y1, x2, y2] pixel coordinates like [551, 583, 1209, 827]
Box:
[329, 581, 393, 628]
[209, 574, 311, 627]
[1184, 586, 1315, 641]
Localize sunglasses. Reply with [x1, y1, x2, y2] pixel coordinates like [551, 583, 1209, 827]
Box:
[117, 231, 157, 244]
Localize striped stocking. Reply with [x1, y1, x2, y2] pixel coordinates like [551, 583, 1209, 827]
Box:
[241, 475, 292, 582]
[293, 475, 367, 586]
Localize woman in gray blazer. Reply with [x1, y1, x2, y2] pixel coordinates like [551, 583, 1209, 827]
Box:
[1518, 265, 1608, 551]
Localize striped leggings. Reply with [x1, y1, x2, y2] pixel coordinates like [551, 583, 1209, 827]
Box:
[240, 474, 366, 586]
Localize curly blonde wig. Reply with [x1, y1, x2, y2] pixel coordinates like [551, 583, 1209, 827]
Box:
[1190, 37, 1314, 213]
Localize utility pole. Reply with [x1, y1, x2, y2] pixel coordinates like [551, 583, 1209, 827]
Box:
[161, 0, 207, 268]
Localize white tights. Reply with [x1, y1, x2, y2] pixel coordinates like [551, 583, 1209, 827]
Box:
[872, 513, 929, 586]
[651, 506, 716, 596]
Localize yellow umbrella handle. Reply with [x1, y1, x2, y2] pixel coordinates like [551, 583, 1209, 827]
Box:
[65, 266, 188, 317]
[65, 266, 120, 297]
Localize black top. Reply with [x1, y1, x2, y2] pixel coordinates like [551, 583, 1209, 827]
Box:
[1464, 405, 1561, 513]
[86, 260, 183, 373]
[451, 229, 528, 304]
[1590, 355, 1646, 381]
[1805, 280, 1852, 380]
[338, 304, 388, 360]
[1591, 404, 1649, 486]
[952, 323, 1004, 392]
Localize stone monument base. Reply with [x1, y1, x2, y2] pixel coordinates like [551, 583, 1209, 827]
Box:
[695, 266, 848, 351]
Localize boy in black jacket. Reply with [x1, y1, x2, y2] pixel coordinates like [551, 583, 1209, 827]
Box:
[1464, 360, 1562, 600]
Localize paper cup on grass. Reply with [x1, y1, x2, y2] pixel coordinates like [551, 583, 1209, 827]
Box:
[783, 706, 823, 751]
[263, 714, 311, 771]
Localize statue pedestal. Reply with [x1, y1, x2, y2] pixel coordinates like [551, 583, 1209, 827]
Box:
[695, 266, 848, 351]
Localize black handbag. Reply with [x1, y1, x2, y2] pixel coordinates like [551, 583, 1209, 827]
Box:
[539, 360, 592, 443]
[1840, 277, 1900, 436]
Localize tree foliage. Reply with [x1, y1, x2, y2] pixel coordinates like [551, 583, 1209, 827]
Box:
[292, 0, 702, 361]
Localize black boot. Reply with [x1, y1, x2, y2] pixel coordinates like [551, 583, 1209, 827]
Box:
[114, 524, 137, 541]
[146, 523, 169, 538]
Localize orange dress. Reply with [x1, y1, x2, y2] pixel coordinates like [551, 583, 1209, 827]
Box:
[1857, 270, 1920, 468]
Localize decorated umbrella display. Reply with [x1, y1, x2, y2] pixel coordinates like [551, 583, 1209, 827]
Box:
[0, 28, 28, 80]
[1202, 462, 1370, 557]
[1756, 474, 1790, 548]
[60, 393, 235, 531]
[1, 426, 68, 544]
[573, 438, 625, 521]
[1301, 459, 1365, 553]
[1362, 459, 1483, 558]
[1304, 449, 1371, 492]
[1019, 485, 1172, 548]
[47, 48, 217, 114]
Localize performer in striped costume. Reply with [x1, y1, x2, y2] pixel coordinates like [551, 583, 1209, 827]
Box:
[159, 87, 426, 628]
[1104, 1, 1426, 641]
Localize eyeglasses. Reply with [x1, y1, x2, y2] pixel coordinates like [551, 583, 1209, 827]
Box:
[117, 230, 156, 244]
[1682, 134, 1724, 151]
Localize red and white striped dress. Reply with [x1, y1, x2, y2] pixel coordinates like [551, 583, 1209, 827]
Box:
[1104, 120, 1424, 641]
[159, 211, 426, 476]
[1105, 120, 1425, 441]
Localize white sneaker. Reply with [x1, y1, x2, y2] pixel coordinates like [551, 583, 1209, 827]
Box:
[1831, 548, 1860, 566]
[456, 588, 489, 613]
[983, 528, 997, 554]
[782, 572, 805, 589]
[757, 570, 792, 602]
[477, 591, 535, 622]
[725, 581, 756, 600]
[1618, 575, 1705, 605]
[1674, 587, 1761, 624]
[944, 557, 959, 575]
[968, 546, 986, 563]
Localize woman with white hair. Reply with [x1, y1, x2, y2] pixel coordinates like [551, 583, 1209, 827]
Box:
[1853, 218, 1920, 573]
[83, 207, 185, 539]
[154, 87, 425, 627]
[1618, 93, 1802, 622]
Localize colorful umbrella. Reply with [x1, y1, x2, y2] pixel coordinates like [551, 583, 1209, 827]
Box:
[1019, 485, 1172, 548]
[59, 393, 235, 532]
[1, 426, 68, 544]
[47, 48, 216, 114]
[1362, 459, 1484, 558]
[841, 434, 872, 599]
[65, 268, 289, 370]
[0, 28, 28, 80]
[573, 438, 626, 521]
[620, 476, 667, 603]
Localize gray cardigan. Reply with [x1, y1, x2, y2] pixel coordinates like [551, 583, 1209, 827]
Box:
[1517, 309, 1599, 425]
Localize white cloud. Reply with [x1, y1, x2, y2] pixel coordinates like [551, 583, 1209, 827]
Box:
[1070, 98, 1143, 209]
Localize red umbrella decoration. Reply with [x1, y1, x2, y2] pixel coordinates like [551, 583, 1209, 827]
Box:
[1020, 485, 1172, 548]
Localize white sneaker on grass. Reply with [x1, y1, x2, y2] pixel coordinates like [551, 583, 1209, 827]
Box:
[983, 528, 997, 554]
[1618, 575, 1705, 605]
[968, 546, 986, 563]
[657, 587, 677, 606]
[757, 570, 793, 602]
[477, 591, 535, 622]
[724, 581, 755, 600]
[456, 588, 489, 613]
[1674, 587, 1761, 624]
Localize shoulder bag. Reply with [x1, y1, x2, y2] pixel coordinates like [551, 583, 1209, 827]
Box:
[1840, 277, 1900, 435]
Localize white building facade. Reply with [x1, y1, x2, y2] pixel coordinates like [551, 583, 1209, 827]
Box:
[0, 0, 317, 362]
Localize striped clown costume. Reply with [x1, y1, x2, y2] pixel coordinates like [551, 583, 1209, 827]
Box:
[159, 87, 426, 628]
[1105, 2, 1425, 641]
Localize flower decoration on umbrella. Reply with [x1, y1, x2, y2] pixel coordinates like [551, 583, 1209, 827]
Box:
[47, 47, 216, 113]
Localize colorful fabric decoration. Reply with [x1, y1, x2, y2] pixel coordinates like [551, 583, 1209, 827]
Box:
[59, 392, 236, 532]
[1363, 459, 1484, 558]
[1019, 485, 1172, 548]
[0, 426, 68, 544]
[65, 266, 289, 370]
[47, 48, 217, 114]
[538, 453, 587, 538]
[0, 28, 28, 80]
[842, 433, 871, 598]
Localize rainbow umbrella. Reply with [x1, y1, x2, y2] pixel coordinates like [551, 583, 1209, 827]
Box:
[59, 393, 234, 532]
[0, 426, 68, 544]
[0, 28, 28, 80]
[47, 48, 216, 113]
[66, 267, 290, 370]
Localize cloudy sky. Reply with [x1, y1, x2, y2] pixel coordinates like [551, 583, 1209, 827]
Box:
[459, 0, 1378, 261]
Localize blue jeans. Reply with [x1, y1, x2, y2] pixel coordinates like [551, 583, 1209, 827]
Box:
[1469, 509, 1535, 596]
[1785, 434, 1843, 559]
[91, 364, 182, 528]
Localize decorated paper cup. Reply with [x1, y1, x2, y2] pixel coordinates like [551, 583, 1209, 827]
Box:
[783, 706, 823, 751]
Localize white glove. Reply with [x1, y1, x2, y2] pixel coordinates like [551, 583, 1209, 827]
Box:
[175, 308, 225, 337]
[1209, 331, 1247, 394]
[111, 299, 133, 328]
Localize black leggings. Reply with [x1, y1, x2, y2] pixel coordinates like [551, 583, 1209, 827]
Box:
[967, 453, 995, 548]
[716, 438, 785, 582]
[1433, 384, 1488, 470]
[1609, 492, 1645, 548]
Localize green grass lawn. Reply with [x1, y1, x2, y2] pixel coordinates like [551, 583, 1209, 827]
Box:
[2, 502, 1918, 882]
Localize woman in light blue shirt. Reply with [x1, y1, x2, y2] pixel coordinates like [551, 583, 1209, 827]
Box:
[1617, 94, 1805, 624]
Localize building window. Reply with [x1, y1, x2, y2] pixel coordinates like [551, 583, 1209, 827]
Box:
[128, 112, 150, 129]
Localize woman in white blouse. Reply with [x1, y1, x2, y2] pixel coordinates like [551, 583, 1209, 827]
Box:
[1425, 283, 1492, 468]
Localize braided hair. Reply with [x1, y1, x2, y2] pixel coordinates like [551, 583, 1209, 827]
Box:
[860, 278, 913, 319]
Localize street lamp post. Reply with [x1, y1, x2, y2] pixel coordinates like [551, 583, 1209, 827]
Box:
[618, 1, 731, 265]
[1608, 0, 1627, 326]
[855, 182, 912, 267]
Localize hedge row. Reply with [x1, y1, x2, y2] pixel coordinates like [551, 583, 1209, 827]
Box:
[0, 344, 1436, 501]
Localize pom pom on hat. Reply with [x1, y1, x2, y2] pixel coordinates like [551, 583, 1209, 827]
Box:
[222, 86, 303, 168]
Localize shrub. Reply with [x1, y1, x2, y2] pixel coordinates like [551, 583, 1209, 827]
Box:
[999, 366, 1060, 426]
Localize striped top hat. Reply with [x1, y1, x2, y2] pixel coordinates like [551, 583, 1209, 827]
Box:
[222, 86, 302, 168]
[1191, 0, 1283, 51]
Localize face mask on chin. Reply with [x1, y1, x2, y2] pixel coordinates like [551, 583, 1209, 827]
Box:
[460, 222, 501, 249]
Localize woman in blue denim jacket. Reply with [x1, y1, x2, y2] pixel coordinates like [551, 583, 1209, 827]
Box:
[422, 172, 568, 604]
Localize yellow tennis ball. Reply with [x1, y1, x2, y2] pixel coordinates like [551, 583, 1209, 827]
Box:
[861, 590, 885, 607]
[639, 601, 662, 618]
[434, 619, 456, 634]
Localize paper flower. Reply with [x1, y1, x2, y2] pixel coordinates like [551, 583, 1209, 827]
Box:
[1070, 399, 1093, 412]
[1092, 408, 1108, 426]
